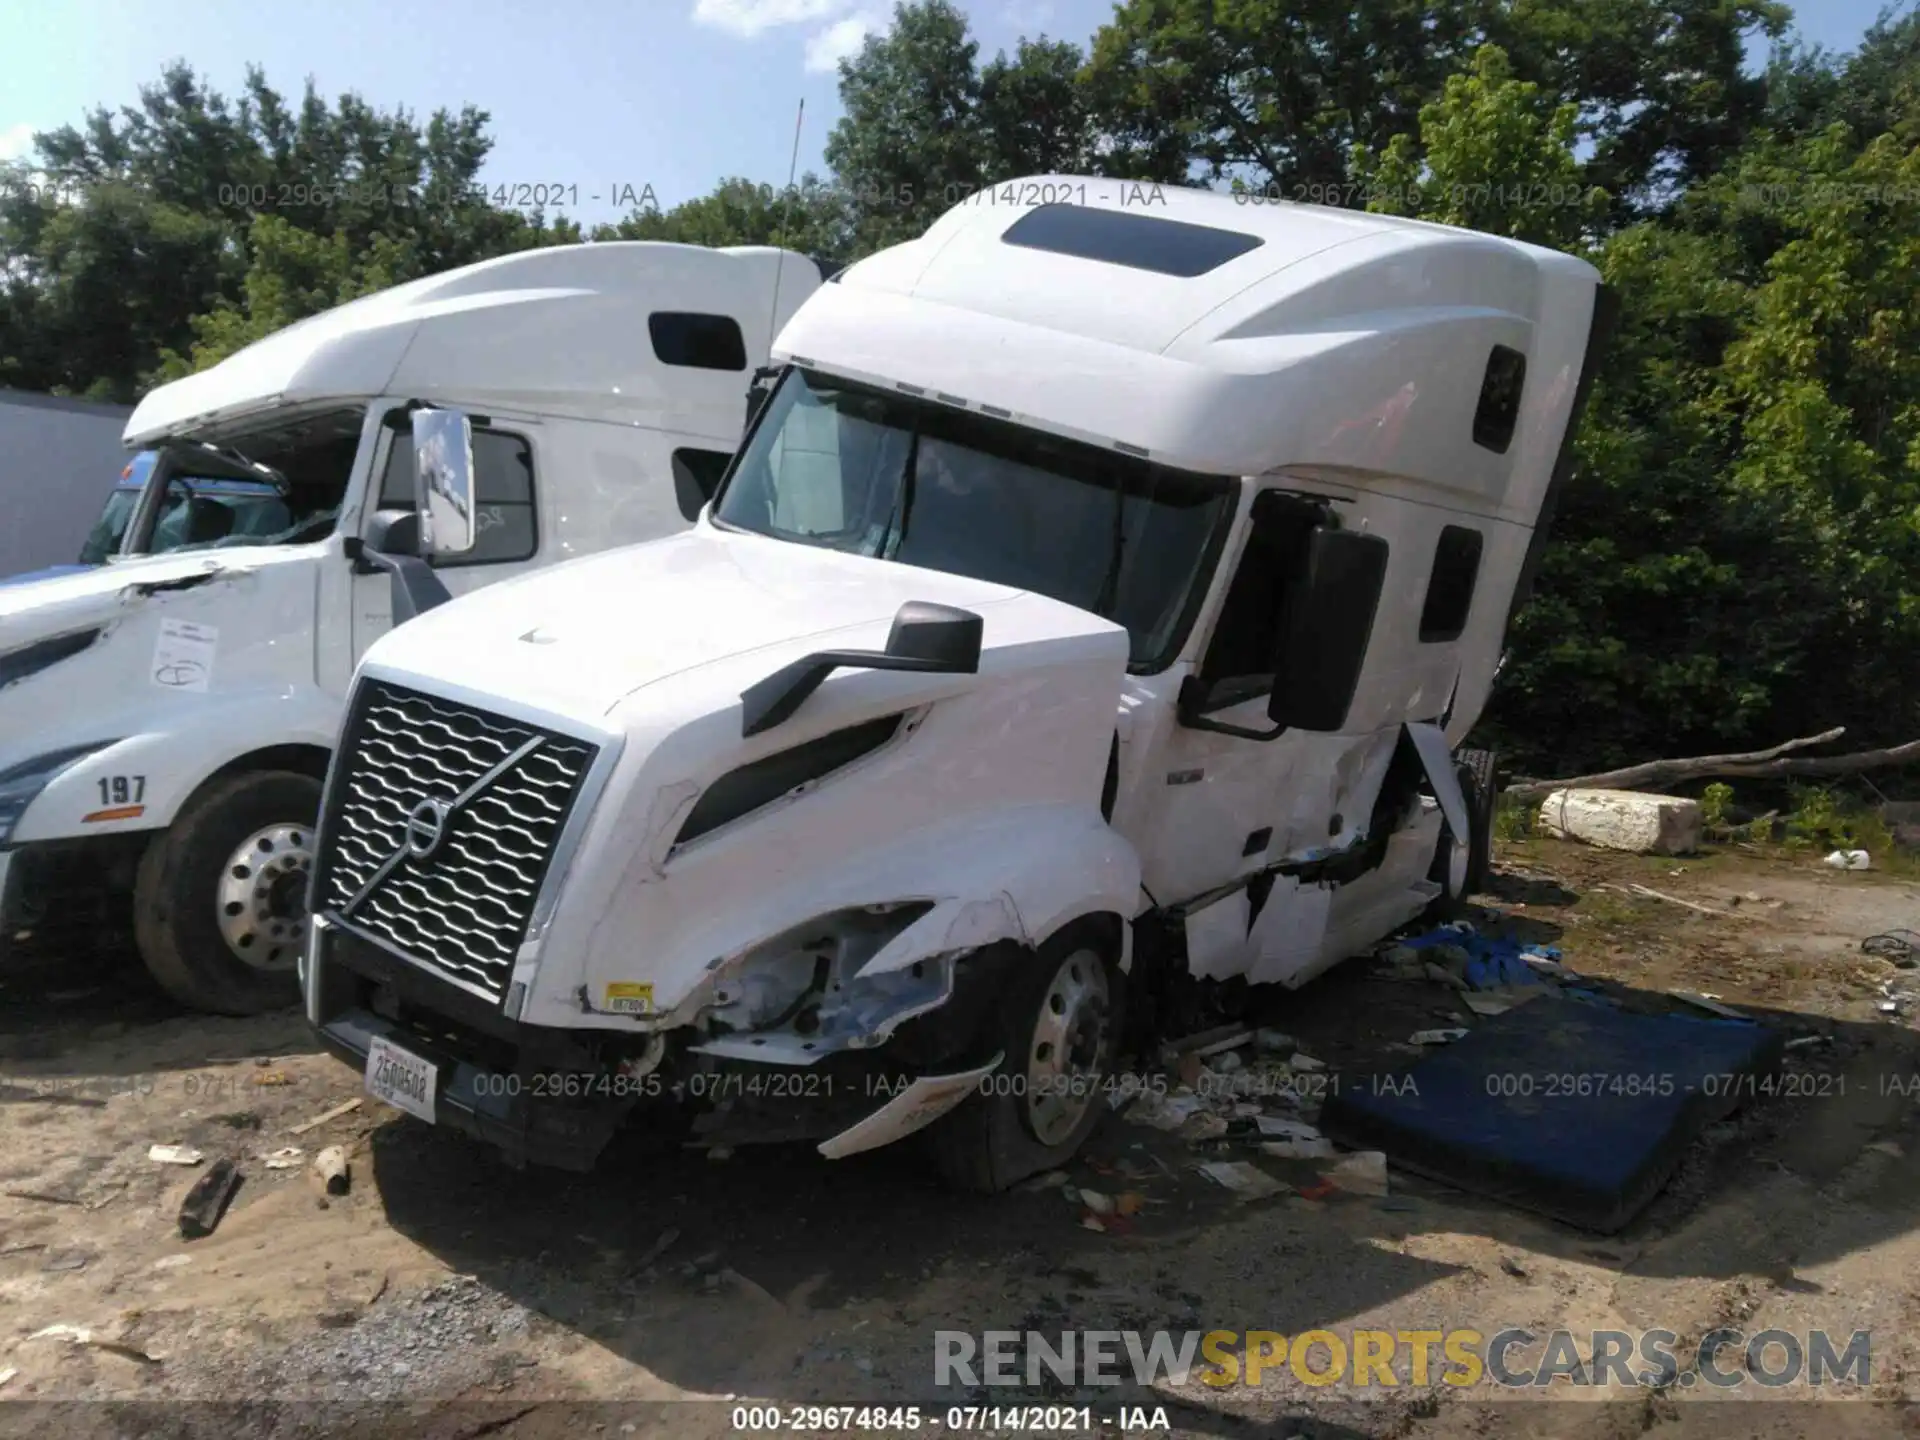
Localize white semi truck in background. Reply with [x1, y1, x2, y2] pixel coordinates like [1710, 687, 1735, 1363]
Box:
[0, 388, 133, 585]
[301, 181, 1614, 1191]
[0, 241, 823, 1012]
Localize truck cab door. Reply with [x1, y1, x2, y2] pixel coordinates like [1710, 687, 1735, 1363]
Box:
[1137, 491, 1392, 987]
[347, 410, 547, 666]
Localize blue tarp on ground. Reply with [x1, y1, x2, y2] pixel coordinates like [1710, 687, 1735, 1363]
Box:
[1397, 923, 1560, 990]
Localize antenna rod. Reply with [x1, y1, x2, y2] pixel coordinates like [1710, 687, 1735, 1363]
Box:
[767, 97, 805, 346]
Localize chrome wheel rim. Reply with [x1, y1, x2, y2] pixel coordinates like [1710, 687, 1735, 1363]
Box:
[215, 823, 313, 971]
[1446, 829, 1470, 898]
[1025, 947, 1112, 1147]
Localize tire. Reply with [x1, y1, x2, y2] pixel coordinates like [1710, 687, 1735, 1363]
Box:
[925, 920, 1125, 1193]
[133, 770, 322, 1016]
[1457, 747, 1498, 895]
[1425, 752, 1494, 921]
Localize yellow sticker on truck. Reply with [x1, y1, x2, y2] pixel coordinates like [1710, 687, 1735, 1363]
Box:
[603, 983, 654, 1015]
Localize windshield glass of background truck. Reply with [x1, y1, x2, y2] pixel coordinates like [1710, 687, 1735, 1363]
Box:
[142, 407, 365, 557]
[76, 452, 158, 563]
[715, 370, 1232, 667]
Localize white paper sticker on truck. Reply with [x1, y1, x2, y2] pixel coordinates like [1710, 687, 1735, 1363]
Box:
[151, 619, 218, 693]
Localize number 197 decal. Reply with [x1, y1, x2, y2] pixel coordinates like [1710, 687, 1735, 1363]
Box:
[96, 775, 147, 807]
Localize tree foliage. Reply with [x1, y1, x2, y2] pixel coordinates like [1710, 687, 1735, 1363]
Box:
[2, 2, 1917, 772]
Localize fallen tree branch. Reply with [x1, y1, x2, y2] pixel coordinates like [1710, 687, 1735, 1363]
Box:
[1507, 727, 1855, 799]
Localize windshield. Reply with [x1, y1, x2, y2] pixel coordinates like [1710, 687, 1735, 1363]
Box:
[714, 369, 1233, 667]
[124, 407, 364, 558]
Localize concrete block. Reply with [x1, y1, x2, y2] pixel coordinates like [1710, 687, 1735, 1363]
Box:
[1536, 789, 1703, 855]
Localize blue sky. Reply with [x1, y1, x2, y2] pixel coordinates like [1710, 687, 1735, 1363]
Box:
[0, 0, 1908, 226]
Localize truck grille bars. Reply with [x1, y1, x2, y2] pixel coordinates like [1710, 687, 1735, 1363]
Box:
[313, 680, 597, 1002]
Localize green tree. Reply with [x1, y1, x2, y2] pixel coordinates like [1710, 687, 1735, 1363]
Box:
[0, 62, 575, 395]
[824, 0, 1150, 252]
[1083, 0, 1785, 216]
[595, 175, 856, 264]
[1355, 46, 1608, 249]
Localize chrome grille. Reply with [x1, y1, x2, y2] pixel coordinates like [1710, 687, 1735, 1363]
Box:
[314, 680, 598, 1002]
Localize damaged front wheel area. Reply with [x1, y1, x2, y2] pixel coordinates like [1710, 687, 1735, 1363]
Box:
[924, 919, 1124, 1193]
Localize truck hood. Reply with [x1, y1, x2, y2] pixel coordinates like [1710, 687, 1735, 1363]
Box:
[0, 552, 245, 635]
[362, 527, 1112, 723]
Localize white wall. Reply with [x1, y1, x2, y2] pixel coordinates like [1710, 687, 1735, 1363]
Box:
[0, 390, 132, 578]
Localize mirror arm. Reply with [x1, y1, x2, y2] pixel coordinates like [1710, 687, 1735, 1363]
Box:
[740, 649, 961, 738]
[342, 538, 453, 622]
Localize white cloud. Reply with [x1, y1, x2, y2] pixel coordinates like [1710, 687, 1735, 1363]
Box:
[803, 14, 884, 72]
[0, 123, 36, 164]
[692, 0, 847, 37]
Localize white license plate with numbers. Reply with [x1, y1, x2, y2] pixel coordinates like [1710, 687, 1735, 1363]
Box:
[365, 1035, 437, 1124]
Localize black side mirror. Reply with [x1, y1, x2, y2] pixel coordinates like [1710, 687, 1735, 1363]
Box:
[1267, 527, 1389, 733]
[364, 509, 419, 558]
[739, 601, 984, 737]
[884, 601, 982, 670]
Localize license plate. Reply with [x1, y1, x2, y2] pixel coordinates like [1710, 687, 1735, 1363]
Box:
[365, 1035, 437, 1125]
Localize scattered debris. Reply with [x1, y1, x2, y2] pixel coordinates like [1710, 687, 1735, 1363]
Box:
[1254, 1029, 1296, 1055]
[1290, 1053, 1327, 1073]
[638, 1228, 681, 1267]
[1262, 1138, 1335, 1160]
[1126, 1091, 1210, 1131]
[0, 1242, 46, 1256]
[1410, 1029, 1469, 1046]
[178, 1157, 243, 1240]
[1181, 1113, 1230, 1141]
[251, 1071, 292, 1087]
[1071, 1188, 1117, 1216]
[263, 1147, 304, 1170]
[1255, 1116, 1323, 1141]
[1671, 991, 1749, 1021]
[289, 1098, 362, 1136]
[1783, 1036, 1826, 1051]
[1324, 1151, 1390, 1197]
[1500, 1256, 1530, 1279]
[4, 1187, 84, 1206]
[27, 1325, 161, 1365]
[1463, 989, 1547, 1017]
[1197, 1161, 1284, 1201]
[1165, 1024, 1255, 1063]
[1824, 850, 1872, 871]
[1863, 931, 1920, 968]
[1021, 1170, 1071, 1192]
[1627, 883, 1733, 918]
[0, 1366, 14, 1388]
[152, 1254, 192, 1270]
[41, 1249, 92, 1273]
[148, 1144, 204, 1166]
[310, 1145, 350, 1197]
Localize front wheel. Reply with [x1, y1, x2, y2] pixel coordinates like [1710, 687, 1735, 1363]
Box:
[1426, 751, 1494, 920]
[133, 770, 321, 1015]
[925, 922, 1124, 1193]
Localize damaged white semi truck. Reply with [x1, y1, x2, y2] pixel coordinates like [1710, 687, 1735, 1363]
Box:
[0, 243, 822, 1011]
[303, 180, 1614, 1191]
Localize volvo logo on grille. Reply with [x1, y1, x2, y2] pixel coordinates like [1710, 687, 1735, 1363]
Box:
[404, 798, 453, 860]
[335, 730, 548, 923]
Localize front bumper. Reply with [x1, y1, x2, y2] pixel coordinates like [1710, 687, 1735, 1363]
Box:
[303, 915, 642, 1171]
